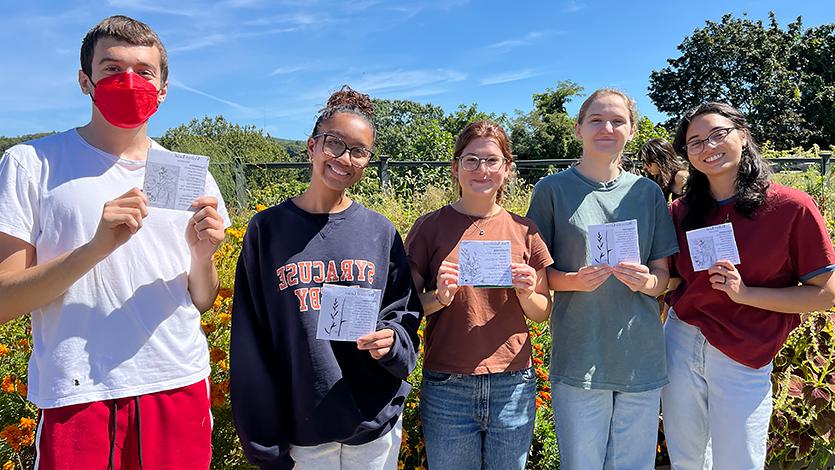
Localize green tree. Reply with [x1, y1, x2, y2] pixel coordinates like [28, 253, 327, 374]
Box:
[648, 13, 835, 149]
[158, 115, 292, 207]
[442, 103, 507, 139]
[509, 81, 584, 182]
[625, 116, 671, 156]
[372, 99, 447, 161]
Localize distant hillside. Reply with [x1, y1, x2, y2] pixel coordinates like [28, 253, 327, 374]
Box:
[0, 132, 307, 163]
[0, 132, 56, 153]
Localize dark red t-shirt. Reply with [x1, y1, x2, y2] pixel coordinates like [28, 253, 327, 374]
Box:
[666, 183, 835, 368]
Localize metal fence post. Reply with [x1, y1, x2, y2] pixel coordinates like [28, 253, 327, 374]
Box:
[822, 152, 831, 217]
[379, 154, 390, 188]
[234, 158, 248, 209]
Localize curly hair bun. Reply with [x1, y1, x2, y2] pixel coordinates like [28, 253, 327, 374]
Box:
[325, 85, 373, 118]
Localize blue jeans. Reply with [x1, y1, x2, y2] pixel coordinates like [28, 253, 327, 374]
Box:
[661, 309, 772, 470]
[552, 382, 662, 470]
[420, 368, 536, 470]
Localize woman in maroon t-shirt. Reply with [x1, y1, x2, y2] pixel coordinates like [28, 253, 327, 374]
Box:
[663, 102, 835, 469]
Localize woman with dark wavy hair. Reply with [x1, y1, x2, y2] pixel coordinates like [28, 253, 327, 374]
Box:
[639, 138, 689, 202]
[663, 102, 835, 469]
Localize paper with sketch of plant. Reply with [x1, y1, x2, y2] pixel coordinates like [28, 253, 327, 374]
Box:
[458, 240, 512, 287]
[143, 149, 210, 211]
[685, 222, 741, 272]
[587, 219, 640, 266]
[316, 284, 382, 341]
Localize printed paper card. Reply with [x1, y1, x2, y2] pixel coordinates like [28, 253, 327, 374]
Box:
[458, 240, 513, 288]
[587, 219, 641, 266]
[143, 149, 210, 211]
[685, 222, 741, 272]
[316, 284, 382, 342]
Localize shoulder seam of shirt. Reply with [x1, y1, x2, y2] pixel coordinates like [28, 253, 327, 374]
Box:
[2, 148, 37, 183]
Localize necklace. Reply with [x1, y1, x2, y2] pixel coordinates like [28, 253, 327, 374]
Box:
[465, 213, 486, 236]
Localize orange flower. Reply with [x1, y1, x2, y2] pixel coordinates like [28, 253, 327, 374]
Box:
[0, 344, 10, 357]
[210, 383, 226, 408]
[255, 204, 267, 212]
[1, 376, 14, 394]
[201, 320, 217, 335]
[212, 296, 223, 310]
[209, 348, 227, 363]
[18, 418, 35, 433]
[16, 382, 26, 398]
[218, 313, 232, 325]
[3, 460, 15, 470]
[532, 357, 544, 365]
[535, 396, 543, 409]
[17, 338, 28, 349]
[539, 391, 552, 402]
[218, 287, 233, 299]
[217, 360, 229, 371]
[0, 425, 23, 451]
[534, 368, 549, 382]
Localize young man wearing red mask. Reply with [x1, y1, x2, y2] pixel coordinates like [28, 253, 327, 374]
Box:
[0, 16, 228, 469]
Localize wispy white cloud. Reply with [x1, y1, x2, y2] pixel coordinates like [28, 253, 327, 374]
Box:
[168, 27, 298, 53]
[270, 65, 306, 76]
[562, 0, 587, 13]
[243, 12, 321, 27]
[168, 34, 229, 53]
[486, 31, 548, 51]
[106, 0, 201, 17]
[351, 69, 466, 94]
[169, 78, 258, 114]
[480, 69, 541, 86]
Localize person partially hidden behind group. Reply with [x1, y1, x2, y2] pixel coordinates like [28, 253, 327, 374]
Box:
[640, 137, 689, 202]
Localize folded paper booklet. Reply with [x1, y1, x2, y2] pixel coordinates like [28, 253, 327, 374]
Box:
[458, 240, 513, 288]
[143, 149, 210, 211]
[685, 222, 741, 272]
[587, 219, 641, 266]
[315, 284, 382, 342]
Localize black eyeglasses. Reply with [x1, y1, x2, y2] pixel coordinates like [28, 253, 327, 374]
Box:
[313, 133, 374, 168]
[457, 154, 509, 172]
[685, 127, 738, 155]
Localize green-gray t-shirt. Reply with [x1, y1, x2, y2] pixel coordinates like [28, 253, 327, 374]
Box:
[527, 167, 679, 392]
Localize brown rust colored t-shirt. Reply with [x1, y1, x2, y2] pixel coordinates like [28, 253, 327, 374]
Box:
[405, 205, 553, 374]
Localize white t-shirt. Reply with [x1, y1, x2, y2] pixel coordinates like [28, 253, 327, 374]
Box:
[0, 129, 231, 408]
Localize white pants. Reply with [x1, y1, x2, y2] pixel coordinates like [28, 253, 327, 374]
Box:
[661, 310, 772, 470]
[289, 416, 403, 470]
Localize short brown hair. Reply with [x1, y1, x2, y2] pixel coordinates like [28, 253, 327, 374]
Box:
[577, 88, 638, 128]
[452, 120, 514, 202]
[80, 15, 168, 83]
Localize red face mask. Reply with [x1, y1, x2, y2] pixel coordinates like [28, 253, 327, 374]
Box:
[89, 72, 161, 128]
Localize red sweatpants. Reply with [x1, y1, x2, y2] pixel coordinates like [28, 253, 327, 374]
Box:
[35, 379, 212, 470]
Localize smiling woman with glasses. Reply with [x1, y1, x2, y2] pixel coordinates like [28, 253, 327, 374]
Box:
[405, 120, 552, 470]
[230, 85, 422, 470]
[661, 102, 835, 470]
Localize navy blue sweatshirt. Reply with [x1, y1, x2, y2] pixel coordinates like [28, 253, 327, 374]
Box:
[230, 199, 423, 469]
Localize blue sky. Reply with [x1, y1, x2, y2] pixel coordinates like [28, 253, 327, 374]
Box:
[1, 0, 833, 140]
